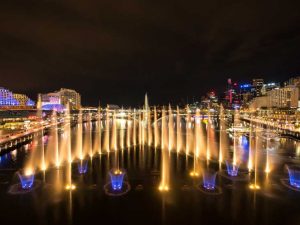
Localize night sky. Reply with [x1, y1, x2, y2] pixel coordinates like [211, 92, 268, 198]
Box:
[1, 0, 300, 106]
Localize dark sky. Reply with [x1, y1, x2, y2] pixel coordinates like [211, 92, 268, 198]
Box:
[1, 0, 300, 106]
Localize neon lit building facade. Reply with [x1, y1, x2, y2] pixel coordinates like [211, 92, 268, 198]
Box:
[0, 87, 35, 109]
[40, 88, 81, 110]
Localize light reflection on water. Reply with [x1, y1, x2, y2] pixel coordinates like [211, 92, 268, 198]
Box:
[1, 121, 300, 225]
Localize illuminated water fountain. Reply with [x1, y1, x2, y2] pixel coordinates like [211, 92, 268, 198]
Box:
[37, 95, 46, 171]
[202, 170, 217, 190]
[249, 131, 260, 190]
[120, 108, 125, 150]
[78, 160, 88, 174]
[206, 110, 211, 161]
[186, 105, 191, 155]
[265, 126, 271, 174]
[190, 109, 201, 177]
[176, 106, 182, 153]
[127, 111, 131, 148]
[147, 107, 152, 147]
[88, 113, 93, 158]
[286, 165, 300, 189]
[104, 168, 130, 196]
[219, 105, 226, 166]
[76, 109, 83, 160]
[232, 109, 239, 166]
[23, 95, 46, 179]
[138, 112, 142, 146]
[142, 94, 149, 146]
[226, 160, 239, 176]
[111, 111, 117, 151]
[97, 106, 102, 154]
[53, 110, 60, 167]
[103, 107, 110, 152]
[198, 169, 222, 195]
[45, 110, 60, 168]
[11, 102, 271, 197]
[168, 105, 175, 152]
[248, 121, 254, 172]
[154, 107, 160, 148]
[18, 170, 35, 190]
[65, 104, 75, 191]
[133, 109, 137, 146]
[8, 169, 39, 194]
[110, 169, 125, 190]
[159, 108, 170, 191]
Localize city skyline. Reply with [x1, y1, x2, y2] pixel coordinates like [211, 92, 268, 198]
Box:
[0, 75, 297, 108]
[1, 1, 300, 105]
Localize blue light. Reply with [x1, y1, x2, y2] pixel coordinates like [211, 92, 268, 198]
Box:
[0, 87, 19, 106]
[78, 160, 88, 174]
[287, 165, 300, 189]
[226, 161, 239, 176]
[42, 104, 65, 112]
[202, 170, 217, 190]
[241, 136, 249, 150]
[26, 99, 35, 106]
[18, 172, 34, 190]
[240, 84, 251, 88]
[0, 154, 11, 167]
[109, 170, 125, 191]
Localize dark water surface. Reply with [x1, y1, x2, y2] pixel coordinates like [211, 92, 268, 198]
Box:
[0, 135, 300, 225]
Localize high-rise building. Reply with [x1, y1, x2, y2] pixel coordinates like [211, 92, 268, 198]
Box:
[252, 78, 264, 97]
[225, 78, 240, 108]
[250, 85, 299, 109]
[239, 83, 253, 106]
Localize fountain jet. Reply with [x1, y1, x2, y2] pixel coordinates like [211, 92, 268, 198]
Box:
[226, 160, 239, 176]
[159, 108, 170, 191]
[78, 160, 88, 174]
[97, 106, 102, 154]
[133, 109, 137, 146]
[109, 169, 125, 191]
[154, 107, 160, 148]
[65, 104, 75, 190]
[76, 109, 83, 160]
[104, 107, 110, 152]
[202, 170, 217, 190]
[176, 106, 182, 153]
[18, 171, 35, 190]
[127, 112, 131, 148]
[168, 104, 175, 151]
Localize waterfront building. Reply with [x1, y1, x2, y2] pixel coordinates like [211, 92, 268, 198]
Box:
[13, 93, 35, 107]
[59, 88, 81, 110]
[261, 82, 280, 95]
[249, 85, 299, 109]
[0, 87, 35, 109]
[40, 88, 81, 110]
